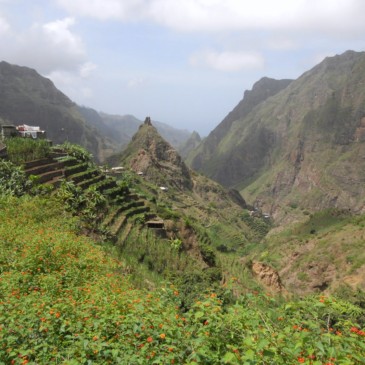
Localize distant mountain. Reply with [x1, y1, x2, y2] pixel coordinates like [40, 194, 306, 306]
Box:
[78, 107, 191, 151]
[178, 131, 201, 158]
[187, 50, 365, 222]
[0, 61, 117, 162]
[186, 77, 293, 177]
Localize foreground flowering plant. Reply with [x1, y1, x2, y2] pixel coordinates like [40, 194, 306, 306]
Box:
[0, 197, 364, 364]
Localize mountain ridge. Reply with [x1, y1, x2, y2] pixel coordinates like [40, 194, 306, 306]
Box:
[186, 50, 365, 222]
[78, 107, 192, 152]
[0, 61, 117, 162]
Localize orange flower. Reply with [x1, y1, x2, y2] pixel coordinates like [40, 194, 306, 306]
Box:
[298, 357, 305, 363]
[147, 336, 153, 343]
[92, 336, 98, 341]
[159, 333, 166, 339]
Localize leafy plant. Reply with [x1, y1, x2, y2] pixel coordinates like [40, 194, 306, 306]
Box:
[1, 197, 365, 364]
[5, 137, 51, 164]
[170, 238, 182, 251]
[0, 160, 30, 196]
[58, 142, 92, 162]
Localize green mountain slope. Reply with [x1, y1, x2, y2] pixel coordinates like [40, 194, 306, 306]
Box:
[0, 61, 116, 162]
[115, 118, 267, 255]
[2, 197, 365, 364]
[187, 50, 365, 222]
[186, 77, 292, 174]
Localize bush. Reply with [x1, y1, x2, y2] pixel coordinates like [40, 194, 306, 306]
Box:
[0, 160, 29, 196]
[58, 142, 92, 162]
[5, 137, 51, 164]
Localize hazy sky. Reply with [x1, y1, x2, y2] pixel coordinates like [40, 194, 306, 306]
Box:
[1, 0, 365, 135]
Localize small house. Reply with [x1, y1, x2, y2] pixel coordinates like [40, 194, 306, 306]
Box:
[1, 125, 17, 138]
[16, 124, 46, 139]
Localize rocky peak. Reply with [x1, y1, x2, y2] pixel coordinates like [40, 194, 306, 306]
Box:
[121, 117, 193, 190]
[144, 116, 152, 126]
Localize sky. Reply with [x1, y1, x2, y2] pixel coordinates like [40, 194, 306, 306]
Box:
[0, 1, 365, 135]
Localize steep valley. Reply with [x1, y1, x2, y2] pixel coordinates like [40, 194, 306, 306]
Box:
[187, 50, 365, 224]
[1, 51, 365, 363]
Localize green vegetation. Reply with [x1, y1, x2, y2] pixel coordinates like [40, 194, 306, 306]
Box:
[1, 197, 365, 364]
[2, 138, 365, 363]
[60, 142, 93, 163]
[0, 160, 30, 197]
[5, 137, 51, 164]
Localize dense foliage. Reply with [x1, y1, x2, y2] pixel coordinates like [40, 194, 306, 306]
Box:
[5, 138, 51, 164]
[1, 197, 365, 364]
[59, 142, 93, 163]
[0, 160, 30, 196]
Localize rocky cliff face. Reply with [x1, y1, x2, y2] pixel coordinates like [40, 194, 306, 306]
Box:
[186, 51, 365, 221]
[186, 77, 292, 174]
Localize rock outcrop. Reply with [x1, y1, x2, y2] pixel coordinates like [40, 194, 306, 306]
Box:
[251, 261, 285, 293]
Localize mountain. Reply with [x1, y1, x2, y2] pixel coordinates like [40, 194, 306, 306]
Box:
[116, 117, 266, 252]
[119, 117, 193, 190]
[0, 61, 117, 162]
[186, 77, 293, 174]
[187, 50, 365, 222]
[78, 108, 192, 151]
[178, 130, 201, 158]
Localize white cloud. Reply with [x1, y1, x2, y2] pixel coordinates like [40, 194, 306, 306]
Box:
[189, 50, 264, 72]
[0, 17, 88, 75]
[56, 0, 365, 36]
[0, 14, 96, 104]
[0, 15, 9, 34]
[42, 18, 83, 57]
[56, 0, 145, 21]
[79, 62, 97, 78]
[46, 68, 95, 102]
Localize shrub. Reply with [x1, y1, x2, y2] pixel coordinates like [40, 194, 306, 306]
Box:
[5, 137, 51, 164]
[58, 142, 92, 162]
[0, 160, 30, 196]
